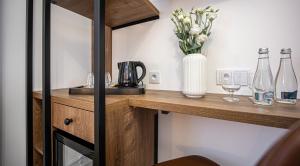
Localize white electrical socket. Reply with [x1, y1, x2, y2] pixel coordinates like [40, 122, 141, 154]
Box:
[149, 71, 160, 84]
[216, 69, 250, 86]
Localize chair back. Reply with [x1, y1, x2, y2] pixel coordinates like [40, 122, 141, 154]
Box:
[257, 121, 300, 166]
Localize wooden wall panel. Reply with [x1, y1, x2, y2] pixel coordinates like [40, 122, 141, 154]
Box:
[106, 102, 156, 166]
[33, 98, 43, 166]
[105, 25, 112, 74]
[92, 24, 112, 75]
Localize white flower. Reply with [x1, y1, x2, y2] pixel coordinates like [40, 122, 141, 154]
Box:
[196, 8, 204, 13]
[177, 14, 184, 21]
[183, 17, 191, 25]
[196, 34, 208, 45]
[189, 25, 201, 35]
[208, 13, 217, 20]
[174, 28, 179, 33]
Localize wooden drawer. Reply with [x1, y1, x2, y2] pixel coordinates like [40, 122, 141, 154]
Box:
[52, 103, 94, 143]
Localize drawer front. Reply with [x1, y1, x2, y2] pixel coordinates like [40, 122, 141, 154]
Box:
[52, 103, 94, 143]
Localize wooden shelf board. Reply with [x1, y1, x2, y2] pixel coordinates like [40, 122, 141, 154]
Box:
[33, 89, 300, 129]
[51, 0, 159, 28]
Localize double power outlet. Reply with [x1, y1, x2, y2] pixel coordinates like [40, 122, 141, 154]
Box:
[216, 69, 252, 86]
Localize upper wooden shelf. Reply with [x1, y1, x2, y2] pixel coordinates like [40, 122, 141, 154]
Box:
[51, 0, 159, 29]
[33, 89, 300, 129]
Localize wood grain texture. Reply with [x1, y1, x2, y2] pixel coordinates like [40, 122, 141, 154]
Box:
[92, 25, 112, 74]
[105, 25, 112, 74]
[52, 103, 94, 143]
[33, 150, 43, 166]
[106, 102, 155, 166]
[51, 97, 155, 166]
[33, 98, 43, 166]
[52, 0, 159, 28]
[33, 89, 300, 128]
[106, 0, 159, 27]
[129, 91, 300, 128]
[32, 89, 300, 165]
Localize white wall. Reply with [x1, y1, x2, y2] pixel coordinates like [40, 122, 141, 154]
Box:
[0, 1, 92, 165]
[112, 0, 300, 165]
[1, 0, 297, 165]
[33, 2, 92, 90]
[0, 0, 27, 165]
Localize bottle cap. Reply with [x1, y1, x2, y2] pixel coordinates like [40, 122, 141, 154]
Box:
[281, 48, 292, 54]
[258, 48, 269, 54]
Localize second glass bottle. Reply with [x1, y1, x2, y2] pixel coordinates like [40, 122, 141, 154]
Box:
[275, 48, 298, 104]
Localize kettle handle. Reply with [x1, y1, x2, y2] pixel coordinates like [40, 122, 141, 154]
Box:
[135, 62, 146, 84]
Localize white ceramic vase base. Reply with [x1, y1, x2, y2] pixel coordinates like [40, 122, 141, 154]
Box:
[182, 54, 207, 98]
[185, 94, 204, 98]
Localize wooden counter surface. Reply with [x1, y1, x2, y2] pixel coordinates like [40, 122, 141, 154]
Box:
[33, 89, 300, 129]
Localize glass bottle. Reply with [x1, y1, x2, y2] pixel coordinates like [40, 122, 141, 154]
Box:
[252, 48, 274, 105]
[275, 48, 298, 104]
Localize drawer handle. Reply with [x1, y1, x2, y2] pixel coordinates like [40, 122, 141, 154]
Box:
[64, 118, 73, 125]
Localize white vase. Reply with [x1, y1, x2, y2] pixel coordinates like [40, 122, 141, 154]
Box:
[182, 53, 207, 98]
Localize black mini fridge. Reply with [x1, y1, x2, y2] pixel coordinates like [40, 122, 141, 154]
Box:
[54, 130, 94, 166]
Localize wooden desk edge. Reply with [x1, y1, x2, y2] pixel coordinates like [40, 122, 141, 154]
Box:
[32, 90, 300, 129]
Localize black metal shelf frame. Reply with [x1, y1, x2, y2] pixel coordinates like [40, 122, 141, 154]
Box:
[26, 0, 158, 165]
[26, 0, 106, 165]
[26, 0, 33, 165]
[93, 0, 106, 166]
[42, 0, 52, 166]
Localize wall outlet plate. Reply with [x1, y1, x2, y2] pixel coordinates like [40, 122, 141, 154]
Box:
[149, 71, 160, 84]
[216, 69, 250, 86]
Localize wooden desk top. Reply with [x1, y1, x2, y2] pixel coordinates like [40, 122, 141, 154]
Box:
[33, 89, 300, 129]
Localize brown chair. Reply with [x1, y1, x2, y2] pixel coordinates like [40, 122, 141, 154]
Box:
[257, 121, 300, 166]
[154, 121, 300, 166]
[154, 155, 219, 166]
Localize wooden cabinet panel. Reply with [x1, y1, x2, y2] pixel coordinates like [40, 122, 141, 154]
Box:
[52, 100, 155, 166]
[33, 98, 43, 166]
[52, 103, 94, 143]
[106, 102, 156, 166]
[92, 25, 112, 74]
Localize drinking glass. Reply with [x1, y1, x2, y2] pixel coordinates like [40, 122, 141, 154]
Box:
[105, 72, 112, 88]
[222, 74, 241, 102]
[86, 72, 94, 88]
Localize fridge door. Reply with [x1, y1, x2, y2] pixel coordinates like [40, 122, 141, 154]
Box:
[55, 131, 94, 166]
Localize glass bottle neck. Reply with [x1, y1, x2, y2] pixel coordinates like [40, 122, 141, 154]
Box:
[281, 53, 291, 59]
[258, 53, 270, 68]
[258, 53, 269, 59]
[279, 53, 293, 69]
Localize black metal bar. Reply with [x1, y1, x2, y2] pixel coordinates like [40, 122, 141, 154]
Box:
[154, 113, 159, 164]
[26, 0, 33, 165]
[112, 15, 159, 30]
[42, 0, 52, 165]
[94, 0, 106, 166]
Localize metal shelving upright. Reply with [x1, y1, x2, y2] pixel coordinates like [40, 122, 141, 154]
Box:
[26, 0, 107, 165]
[26, 0, 159, 165]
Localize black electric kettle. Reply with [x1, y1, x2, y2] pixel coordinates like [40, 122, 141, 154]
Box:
[117, 61, 146, 87]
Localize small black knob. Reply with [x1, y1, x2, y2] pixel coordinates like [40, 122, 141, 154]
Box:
[64, 118, 73, 125]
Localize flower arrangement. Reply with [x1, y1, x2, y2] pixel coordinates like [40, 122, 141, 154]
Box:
[171, 6, 219, 55]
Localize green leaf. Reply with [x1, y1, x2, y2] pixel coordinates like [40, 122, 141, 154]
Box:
[187, 43, 201, 51]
